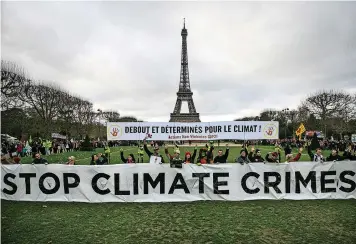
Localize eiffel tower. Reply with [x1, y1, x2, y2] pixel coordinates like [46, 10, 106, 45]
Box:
[169, 19, 200, 122]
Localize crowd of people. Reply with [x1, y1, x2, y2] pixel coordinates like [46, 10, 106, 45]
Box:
[1, 136, 356, 166]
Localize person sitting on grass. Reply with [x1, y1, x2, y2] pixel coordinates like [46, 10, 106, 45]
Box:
[248, 147, 265, 162]
[265, 152, 280, 163]
[184, 146, 197, 164]
[213, 144, 229, 164]
[236, 148, 250, 165]
[66, 156, 76, 165]
[285, 148, 303, 163]
[143, 137, 165, 164]
[120, 148, 136, 163]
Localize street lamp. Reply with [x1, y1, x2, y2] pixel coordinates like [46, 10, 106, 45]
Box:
[282, 108, 289, 139]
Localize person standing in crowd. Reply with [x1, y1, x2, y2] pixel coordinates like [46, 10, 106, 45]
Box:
[236, 148, 250, 164]
[184, 146, 197, 164]
[104, 144, 111, 163]
[198, 145, 213, 164]
[265, 152, 280, 163]
[137, 145, 144, 163]
[326, 148, 347, 161]
[286, 148, 303, 163]
[96, 153, 108, 165]
[32, 153, 48, 164]
[16, 142, 23, 157]
[213, 144, 229, 163]
[248, 147, 265, 162]
[1, 153, 12, 164]
[90, 154, 98, 165]
[143, 137, 165, 164]
[120, 148, 136, 163]
[307, 142, 325, 163]
[66, 156, 76, 165]
[164, 146, 183, 167]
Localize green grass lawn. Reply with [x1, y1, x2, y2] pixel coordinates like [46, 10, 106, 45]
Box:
[2, 200, 356, 244]
[19, 145, 331, 164]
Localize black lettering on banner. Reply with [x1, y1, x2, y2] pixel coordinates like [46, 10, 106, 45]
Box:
[2, 173, 17, 195]
[295, 171, 317, 193]
[339, 171, 356, 193]
[19, 173, 36, 194]
[213, 173, 229, 194]
[241, 172, 260, 194]
[321, 171, 337, 193]
[133, 173, 139, 195]
[192, 173, 210, 193]
[92, 173, 111, 195]
[114, 173, 130, 195]
[168, 173, 190, 194]
[39, 173, 60, 194]
[285, 172, 291, 194]
[144, 173, 165, 194]
[63, 173, 80, 194]
[264, 172, 282, 194]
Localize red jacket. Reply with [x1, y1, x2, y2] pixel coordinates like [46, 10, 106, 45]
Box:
[288, 153, 301, 162]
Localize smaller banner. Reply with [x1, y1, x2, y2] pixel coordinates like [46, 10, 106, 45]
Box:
[106, 121, 279, 141]
[51, 133, 67, 139]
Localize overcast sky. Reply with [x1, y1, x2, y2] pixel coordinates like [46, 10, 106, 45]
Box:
[2, 1, 356, 122]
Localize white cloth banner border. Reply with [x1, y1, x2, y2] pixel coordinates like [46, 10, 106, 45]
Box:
[1, 161, 355, 203]
[106, 121, 279, 141]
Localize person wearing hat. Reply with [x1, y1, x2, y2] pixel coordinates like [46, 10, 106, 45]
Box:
[285, 147, 303, 163]
[236, 148, 250, 165]
[120, 148, 136, 164]
[164, 145, 183, 168]
[198, 144, 214, 164]
[213, 144, 230, 164]
[184, 146, 197, 164]
[137, 145, 144, 163]
[143, 137, 165, 163]
[248, 147, 265, 162]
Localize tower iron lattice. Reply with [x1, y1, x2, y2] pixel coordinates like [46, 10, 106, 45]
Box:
[169, 19, 200, 122]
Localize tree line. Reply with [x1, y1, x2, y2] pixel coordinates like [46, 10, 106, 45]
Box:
[1, 61, 141, 139]
[235, 90, 356, 139]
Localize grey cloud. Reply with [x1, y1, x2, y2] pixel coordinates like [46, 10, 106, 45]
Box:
[2, 1, 356, 121]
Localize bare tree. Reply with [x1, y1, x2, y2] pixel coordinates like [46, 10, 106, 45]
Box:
[1, 61, 30, 109]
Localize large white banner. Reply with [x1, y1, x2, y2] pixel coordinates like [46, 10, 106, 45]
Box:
[2, 162, 355, 202]
[106, 121, 279, 141]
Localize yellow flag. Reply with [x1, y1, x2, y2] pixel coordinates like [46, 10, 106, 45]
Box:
[296, 123, 306, 136]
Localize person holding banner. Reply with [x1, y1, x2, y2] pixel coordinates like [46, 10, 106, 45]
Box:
[213, 144, 229, 163]
[236, 148, 250, 164]
[184, 146, 197, 164]
[307, 142, 324, 163]
[120, 148, 136, 164]
[286, 148, 303, 163]
[198, 145, 213, 164]
[326, 148, 348, 162]
[143, 137, 165, 164]
[248, 147, 265, 162]
[265, 152, 279, 163]
[164, 146, 183, 168]
[32, 153, 48, 165]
